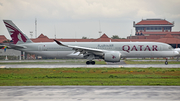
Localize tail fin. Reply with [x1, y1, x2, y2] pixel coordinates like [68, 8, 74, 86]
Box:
[3, 20, 32, 44]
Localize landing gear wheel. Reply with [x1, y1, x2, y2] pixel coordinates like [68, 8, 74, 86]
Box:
[86, 61, 95, 65]
[165, 58, 168, 65]
[165, 61, 168, 65]
[91, 61, 95, 65]
[86, 61, 90, 65]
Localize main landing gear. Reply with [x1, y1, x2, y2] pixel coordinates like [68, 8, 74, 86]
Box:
[165, 58, 168, 65]
[86, 61, 95, 65]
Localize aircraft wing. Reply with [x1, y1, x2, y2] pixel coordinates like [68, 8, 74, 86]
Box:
[54, 39, 121, 63]
[54, 39, 105, 55]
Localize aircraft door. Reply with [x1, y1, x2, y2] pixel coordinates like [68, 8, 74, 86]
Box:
[38, 45, 42, 51]
[42, 45, 47, 51]
[38, 45, 47, 51]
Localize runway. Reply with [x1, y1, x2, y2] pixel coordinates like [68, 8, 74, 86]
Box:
[1, 64, 180, 68]
[0, 86, 179, 101]
[1, 59, 180, 68]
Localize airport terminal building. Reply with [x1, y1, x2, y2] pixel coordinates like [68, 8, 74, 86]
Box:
[128, 19, 180, 48]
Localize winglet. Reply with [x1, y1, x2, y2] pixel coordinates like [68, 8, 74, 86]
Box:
[54, 39, 67, 47]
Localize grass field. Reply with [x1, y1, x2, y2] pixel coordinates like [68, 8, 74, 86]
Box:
[0, 68, 180, 86]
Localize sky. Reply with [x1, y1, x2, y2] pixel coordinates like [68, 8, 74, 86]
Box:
[0, 0, 180, 39]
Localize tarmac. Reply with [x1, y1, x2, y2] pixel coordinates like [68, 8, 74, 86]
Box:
[0, 59, 180, 68]
[0, 60, 180, 101]
[0, 86, 180, 101]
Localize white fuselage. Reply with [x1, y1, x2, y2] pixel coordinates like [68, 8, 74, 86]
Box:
[4, 20, 179, 62]
[14, 41, 179, 59]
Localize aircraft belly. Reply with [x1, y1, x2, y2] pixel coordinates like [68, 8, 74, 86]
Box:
[152, 51, 178, 57]
[121, 51, 177, 58]
[25, 51, 84, 58]
[22, 50, 178, 59]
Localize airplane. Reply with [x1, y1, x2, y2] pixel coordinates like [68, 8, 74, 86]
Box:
[3, 20, 180, 65]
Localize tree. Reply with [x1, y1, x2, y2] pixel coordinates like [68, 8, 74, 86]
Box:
[82, 36, 88, 39]
[3, 40, 10, 43]
[111, 35, 120, 39]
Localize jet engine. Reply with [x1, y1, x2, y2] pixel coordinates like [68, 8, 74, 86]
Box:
[103, 51, 121, 62]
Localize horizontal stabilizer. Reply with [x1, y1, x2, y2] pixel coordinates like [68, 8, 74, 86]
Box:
[8, 44, 27, 49]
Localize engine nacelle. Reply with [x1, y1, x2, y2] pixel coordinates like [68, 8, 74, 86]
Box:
[104, 51, 121, 62]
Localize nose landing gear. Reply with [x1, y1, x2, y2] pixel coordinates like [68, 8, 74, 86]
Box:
[165, 58, 168, 65]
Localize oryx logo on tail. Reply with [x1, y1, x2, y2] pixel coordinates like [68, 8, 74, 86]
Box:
[4, 22, 27, 44]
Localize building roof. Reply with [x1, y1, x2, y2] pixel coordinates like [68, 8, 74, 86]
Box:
[100, 33, 109, 38]
[57, 34, 111, 42]
[31, 34, 53, 42]
[1, 33, 180, 45]
[31, 33, 101, 42]
[136, 19, 173, 25]
[155, 34, 180, 44]
[38, 34, 49, 38]
[0, 35, 8, 43]
[56, 39, 95, 42]
[111, 39, 155, 42]
[92, 33, 111, 42]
